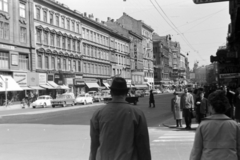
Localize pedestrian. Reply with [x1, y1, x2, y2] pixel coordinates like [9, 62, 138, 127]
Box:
[195, 91, 209, 124]
[222, 85, 235, 118]
[190, 90, 240, 160]
[89, 77, 151, 160]
[171, 92, 182, 127]
[234, 87, 240, 123]
[180, 88, 194, 130]
[149, 90, 155, 108]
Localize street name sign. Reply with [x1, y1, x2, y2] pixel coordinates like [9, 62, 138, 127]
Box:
[193, 0, 229, 4]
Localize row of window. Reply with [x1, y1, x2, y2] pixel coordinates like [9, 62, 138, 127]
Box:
[144, 72, 154, 78]
[83, 62, 110, 76]
[112, 68, 131, 79]
[36, 5, 80, 34]
[143, 60, 153, 68]
[36, 29, 80, 52]
[83, 44, 109, 61]
[132, 75, 143, 84]
[111, 53, 130, 66]
[110, 39, 129, 54]
[37, 54, 80, 72]
[82, 28, 108, 47]
[0, 52, 29, 70]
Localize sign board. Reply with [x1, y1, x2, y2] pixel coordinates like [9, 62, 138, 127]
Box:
[11, 54, 19, 66]
[218, 65, 240, 74]
[13, 72, 27, 86]
[219, 73, 240, 79]
[193, 0, 228, 4]
[0, 44, 15, 50]
[38, 73, 47, 84]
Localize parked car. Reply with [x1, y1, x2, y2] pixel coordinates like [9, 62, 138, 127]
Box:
[152, 89, 161, 94]
[88, 91, 97, 97]
[93, 92, 103, 102]
[51, 93, 75, 108]
[144, 90, 150, 96]
[75, 93, 93, 105]
[135, 90, 144, 97]
[32, 95, 53, 108]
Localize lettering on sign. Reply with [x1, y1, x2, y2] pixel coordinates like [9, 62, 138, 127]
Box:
[13, 73, 27, 86]
[193, 0, 228, 4]
[39, 73, 47, 84]
[0, 44, 15, 50]
[219, 65, 240, 74]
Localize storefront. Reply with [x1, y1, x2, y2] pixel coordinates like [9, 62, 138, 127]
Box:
[84, 78, 100, 92]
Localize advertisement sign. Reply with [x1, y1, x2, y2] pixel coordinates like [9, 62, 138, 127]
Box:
[27, 72, 38, 86]
[193, 0, 228, 4]
[219, 65, 240, 74]
[219, 73, 240, 79]
[39, 73, 47, 84]
[65, 78, 73, 86]
[13, 72, 27, 86]
[74, 80, 85, 85]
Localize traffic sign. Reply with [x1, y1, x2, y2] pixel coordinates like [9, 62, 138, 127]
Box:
[193, 0, 228, 4]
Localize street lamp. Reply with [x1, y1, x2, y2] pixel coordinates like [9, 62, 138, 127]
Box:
[5, 78, 8, 108]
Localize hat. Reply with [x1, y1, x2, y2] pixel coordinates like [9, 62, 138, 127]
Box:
[109, 77, 128, 90]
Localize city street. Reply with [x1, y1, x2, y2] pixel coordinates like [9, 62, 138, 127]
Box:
[0, 93, 196, 160]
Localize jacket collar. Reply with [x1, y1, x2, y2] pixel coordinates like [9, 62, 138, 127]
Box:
[203, 114, 231, 120]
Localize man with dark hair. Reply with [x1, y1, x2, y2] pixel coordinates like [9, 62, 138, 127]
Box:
[89, 77, 151, 160]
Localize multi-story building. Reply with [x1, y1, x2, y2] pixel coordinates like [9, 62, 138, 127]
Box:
[179, 53, 186, 84]
[0, 0, 34, 105]
[206, 63, 218, 85]
[195, 66, 207, 86]
[170, 41, 181, 84]
[116, 13, 154, 88]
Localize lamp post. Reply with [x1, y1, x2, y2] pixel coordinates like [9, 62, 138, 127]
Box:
[5, 78, 8, 108]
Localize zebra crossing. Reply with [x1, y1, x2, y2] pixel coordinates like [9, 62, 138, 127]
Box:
[152, 130, 196, 143]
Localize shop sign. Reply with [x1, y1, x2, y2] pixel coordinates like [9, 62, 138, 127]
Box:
[54, 74, 63, 85]
[126, 80, 132, 84]
[48, 74, 54, 81]
[39, 73, 47, 84]
[193, 0, 228, 4]
[75, 80, 85, 85]
[0, 44, 15, 50]
[219, 73, 240, 79]
[27, 72, 38, 86]
[64, 74, 75, 78]
[13, 72, 27, 86]
[65, 78, 73, 85]
[55, 75, 60, 79]
[75, 74, 82, 79]
[219, 65, 240, 74]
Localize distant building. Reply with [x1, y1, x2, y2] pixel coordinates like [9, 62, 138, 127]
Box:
[195, 66, 207, 86]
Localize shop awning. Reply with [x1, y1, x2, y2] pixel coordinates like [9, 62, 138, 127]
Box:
[29, 86, 45, 90]
[0, 75, 23, 92]
[58, 85, 69, 90]
[48, 81, 59, 88]
[103, 83, 110, 88]
[134, 84, 149, 89]
[40, 84, 54, 89]
[21, 86, 33, 90]
[85, 82, 100, 88]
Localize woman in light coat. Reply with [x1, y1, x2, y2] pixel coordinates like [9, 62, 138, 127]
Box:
[190, 90, 240, 160]
[171, 92, 182, 127]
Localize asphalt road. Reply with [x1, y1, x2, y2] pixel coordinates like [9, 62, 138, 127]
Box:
[0, 93, 174, 127]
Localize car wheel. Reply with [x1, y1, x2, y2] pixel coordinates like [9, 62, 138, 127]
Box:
[32, 106, 36, 109]
[52, 105, 55, 108]
[63, 102, 66, 107]
[43, 103, 47, 108]
[84, 100, 87, 105]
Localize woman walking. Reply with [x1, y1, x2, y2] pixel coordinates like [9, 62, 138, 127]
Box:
[190, 90, 240, 160]
[171, 92, 182, 127]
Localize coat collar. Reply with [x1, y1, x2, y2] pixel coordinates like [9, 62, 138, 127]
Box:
[203, 114, 231, 120]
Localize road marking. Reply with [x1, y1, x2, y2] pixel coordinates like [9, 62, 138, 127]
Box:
[152, 131, 195, 143]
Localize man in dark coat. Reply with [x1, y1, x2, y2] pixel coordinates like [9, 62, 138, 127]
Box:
[149, 90, 155, 108]
[89, 77, 151, 160]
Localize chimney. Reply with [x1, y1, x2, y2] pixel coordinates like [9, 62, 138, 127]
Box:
[84, 12, 87, 17]
[107, 17, 111, 21]
[95, 18, 99, 22]
[101, 21, 105, 24]
[111, 19, 114, 22]
[91, 14, 94, 19]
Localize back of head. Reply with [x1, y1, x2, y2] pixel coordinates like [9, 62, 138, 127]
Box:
[208, 90, 230, 114]
[110, 77, 129, 96]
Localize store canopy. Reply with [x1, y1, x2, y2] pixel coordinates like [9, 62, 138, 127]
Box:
[40, 84, 54, 89]
[58, 85, 69, 90]
[0, 75, 23, 92]
[85, 82, 100, 88]
[134, 84, 149, 89]
[103, 83, 110, 88]
[29, 86, 45, 90]
[21, 86, 33, 90]
[48, 81, 59, 88]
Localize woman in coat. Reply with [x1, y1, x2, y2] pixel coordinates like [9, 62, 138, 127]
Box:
[190, 90, 240, 160]
[171, 92, 182, 127]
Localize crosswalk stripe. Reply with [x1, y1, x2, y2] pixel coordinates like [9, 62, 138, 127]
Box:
[152, 131, 195, 143]
[153, 139, 194, 142]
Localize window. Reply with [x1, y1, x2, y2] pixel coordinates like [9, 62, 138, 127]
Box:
[20, 27, 27, 43]
[19, 3, 26, 18]
[56, 16, 59, 26]
[82, 28, 85, 38]
[97, 34, 99, 43]
[19, 54, 29, 70]
[43, 31, 48, 45]
[61, 17, 65, 28]
[43, 10, 47, 22]
[50, 13, 54, 25]
[83, 63, 86, 73]
[51, 57, 55, 69]
[93, 33, 96, 42]
[68, 38, 71, 50]
[90, 31, 92, 41]
[67, 19, 70, 30]
[56, 35, 60, 47]
[0, 22, 9, 40]
[86, 30, 89, 40]
[0, 52, 8, 69]
[38, 55, 42, 69]
[50, 33, 54, 46]
[77, 41, 80, 52]
[57, 58, 61, 70]
[78, 61, 81, 72]
[36, 8, 40, 20]
[45, 56, 49, 69]
[68, 60, 71, 71]
[72, 21, 75, 31]
[73, 61, 76, 71]
[83, 45, 86, 54]
[0, 0, 8, 12]
[62, 37, 65, 49]
[72, 40, 75, 51]
[76, 23, 79, 33]
[63, 59, 66, 70]
[36, 29, 41, 43]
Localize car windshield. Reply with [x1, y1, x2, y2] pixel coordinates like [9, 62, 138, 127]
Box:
[77, 95, 85, 97]
[38, 97, 46, 100]
[57, 95, 67, 99]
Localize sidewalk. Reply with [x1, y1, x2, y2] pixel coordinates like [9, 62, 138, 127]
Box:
[162, 116, 199, 130]
[0, 104, 23, 111]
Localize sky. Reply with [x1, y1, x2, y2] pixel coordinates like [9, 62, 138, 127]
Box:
[58, 0, 230, 69]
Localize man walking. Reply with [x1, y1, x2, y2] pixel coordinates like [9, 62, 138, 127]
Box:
[89, 77, 151, 160]
[180, 88, 194, 129]
[149, 90, 155, 108]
